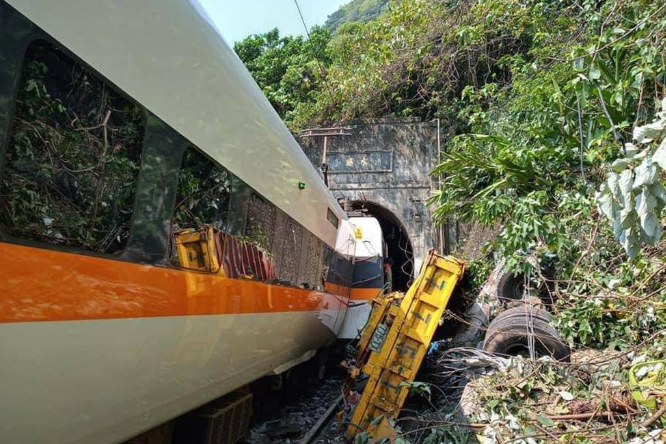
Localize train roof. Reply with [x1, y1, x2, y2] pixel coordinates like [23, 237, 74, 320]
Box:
[6, 0, 346, 247]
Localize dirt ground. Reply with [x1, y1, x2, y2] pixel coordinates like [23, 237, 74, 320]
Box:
[245, 365, 346, 444]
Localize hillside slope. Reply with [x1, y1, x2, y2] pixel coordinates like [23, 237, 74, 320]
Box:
[324, 0, 388, 32]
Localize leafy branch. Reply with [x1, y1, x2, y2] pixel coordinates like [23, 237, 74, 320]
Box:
[596, 98, 666, 257]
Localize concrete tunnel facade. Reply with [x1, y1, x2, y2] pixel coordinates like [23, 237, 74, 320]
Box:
[298, 117, 446, 287]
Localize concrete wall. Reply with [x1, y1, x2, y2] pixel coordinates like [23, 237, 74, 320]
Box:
[299, 118, 442, 270]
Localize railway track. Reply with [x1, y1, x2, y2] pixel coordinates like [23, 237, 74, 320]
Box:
[298, 395, 344, 444]
[243, 365, 345, 444]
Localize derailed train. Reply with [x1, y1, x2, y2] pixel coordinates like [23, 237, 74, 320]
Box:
[0, 0, 392, 443]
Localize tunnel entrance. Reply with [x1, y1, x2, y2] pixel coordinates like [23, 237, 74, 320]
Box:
[349, 201, 414, 292]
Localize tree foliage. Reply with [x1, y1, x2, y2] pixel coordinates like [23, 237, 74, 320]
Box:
[324, 0, 389, 32]
[236, 0, 666, 269]
[234, 27, 331, 126]
[597, 100, 666, 257]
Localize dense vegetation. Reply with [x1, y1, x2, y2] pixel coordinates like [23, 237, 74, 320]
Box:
[323, 0, 389, 32]
[237, 1, 666, 440]
[234, 27, 331, 124]
[237, 0, 665, 267]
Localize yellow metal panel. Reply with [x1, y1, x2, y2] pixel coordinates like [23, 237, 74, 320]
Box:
[341, 250, 464, 441]
[174, 227, 221, 273]
[354, 226, 363, 240]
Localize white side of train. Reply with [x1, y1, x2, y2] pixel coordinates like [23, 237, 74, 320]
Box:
[0, 1, 373, 443]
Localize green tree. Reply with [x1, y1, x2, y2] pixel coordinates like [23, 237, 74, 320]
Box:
[324, 0, 389, 32]
[235, 0, 666, 268]
[234, 27, 331, 126]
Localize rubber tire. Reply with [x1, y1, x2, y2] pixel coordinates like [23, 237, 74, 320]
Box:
[493, 305, 552, 323]
[496, 270, 526, 302]
[483, 307, 570, 361]
[496, 270, 556, 309]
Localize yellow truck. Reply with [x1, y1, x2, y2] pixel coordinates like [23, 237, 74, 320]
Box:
[340, 250, 465, 442]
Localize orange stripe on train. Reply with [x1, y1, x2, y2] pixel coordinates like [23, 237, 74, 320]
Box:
[349, 288, 382, 301]
[0, 242, 349, 323]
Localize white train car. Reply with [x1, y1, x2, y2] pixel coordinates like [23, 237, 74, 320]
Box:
[0, 1, 359, 442]
[338, 216, 387, 339]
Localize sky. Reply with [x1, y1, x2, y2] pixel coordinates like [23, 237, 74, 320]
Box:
[198, 0, 349, 44]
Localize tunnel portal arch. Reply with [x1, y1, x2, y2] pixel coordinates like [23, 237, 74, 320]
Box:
[299, 118, 443, 283]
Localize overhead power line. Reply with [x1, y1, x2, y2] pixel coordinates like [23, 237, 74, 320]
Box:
[292, 0, 336, 119]
[293, 0, 311, 39]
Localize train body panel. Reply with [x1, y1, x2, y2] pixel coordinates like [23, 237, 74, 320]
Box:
[4, 0, 343, 246]
[1, 312, 334, 444]
[0, 241, 347, 444]
[0, 0, 357, 442]
[338, 217, 385, 339]
[0, 242, 348, 325]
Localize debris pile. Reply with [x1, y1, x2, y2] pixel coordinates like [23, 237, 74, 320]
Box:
[389, 246, 666, 444]
[393, 345, 666, 443]
[241, 241, 665, 443]
[247, 236, 666, 444]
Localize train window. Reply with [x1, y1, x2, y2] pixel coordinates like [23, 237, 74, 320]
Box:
[327, 208, 339, 228]
[245, 194, 275, 252]
[279, 217, 302, 285]
[305, 233, 324, 289]
[173, 147, 231, 230]
[0, 40, 145, 254]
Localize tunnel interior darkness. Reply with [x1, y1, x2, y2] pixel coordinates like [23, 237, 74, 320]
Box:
[350, 201, 414, 292]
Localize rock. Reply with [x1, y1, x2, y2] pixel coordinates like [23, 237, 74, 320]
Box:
[246, 432, 272, 444]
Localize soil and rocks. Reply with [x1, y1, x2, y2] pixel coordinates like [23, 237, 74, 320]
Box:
[244, 365, 346, 444]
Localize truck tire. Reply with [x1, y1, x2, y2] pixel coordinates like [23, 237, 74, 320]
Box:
[493, 305, 552, 322]
[496, 270, 526, 302]
[496, 269, 556, 309]
[483, 307, 569, 361]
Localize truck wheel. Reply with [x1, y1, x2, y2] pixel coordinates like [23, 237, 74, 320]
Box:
[496, 270, 526, 302]
[483, 307, 569, 361]
[493, 305, 552, 322]
[496, 270, 556, 309]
